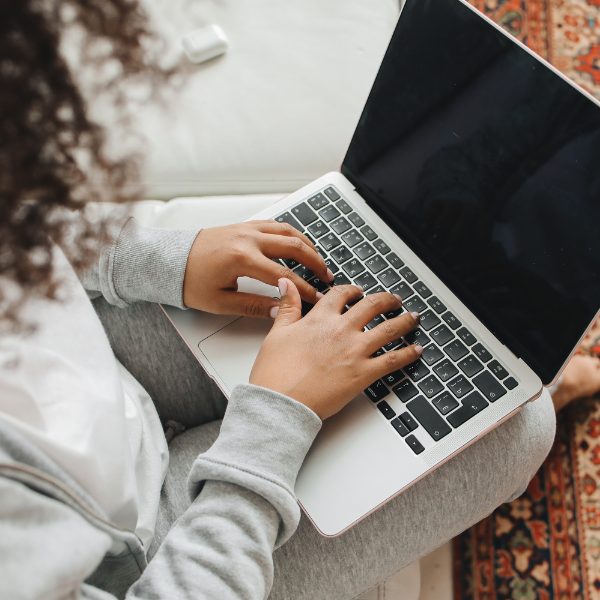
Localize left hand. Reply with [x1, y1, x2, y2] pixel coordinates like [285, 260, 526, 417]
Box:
[182, 220, 334, 318]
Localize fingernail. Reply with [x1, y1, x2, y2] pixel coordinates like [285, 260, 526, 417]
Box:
[270, 306, 279, 319]
[393, 294, 403, 304]
[410, 312, 420, 323]
[316, 292, 324, 300]
[355, 285, 364, 294]
[326, 268, 334, 282]
[278, 278, 288, 297]
[414, 345, 423, 355]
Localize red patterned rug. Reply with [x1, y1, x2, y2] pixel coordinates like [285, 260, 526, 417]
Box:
[453, 319, 600, 599]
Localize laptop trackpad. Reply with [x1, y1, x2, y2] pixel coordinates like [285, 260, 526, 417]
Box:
[198, 317, 273, 394]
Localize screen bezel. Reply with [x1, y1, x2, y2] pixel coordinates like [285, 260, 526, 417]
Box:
[340, 0, 600, 386]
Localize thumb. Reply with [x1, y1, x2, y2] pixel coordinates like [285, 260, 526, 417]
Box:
[272, 278, 302, 328]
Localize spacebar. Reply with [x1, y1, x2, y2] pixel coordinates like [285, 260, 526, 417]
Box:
[407, 395, 452, 442]
[447, 391, 488, 428]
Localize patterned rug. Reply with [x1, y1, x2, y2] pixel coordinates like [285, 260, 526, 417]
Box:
[453, 320, 600, 600]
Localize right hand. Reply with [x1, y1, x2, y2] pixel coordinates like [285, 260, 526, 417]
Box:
[250, 279, 423, 420]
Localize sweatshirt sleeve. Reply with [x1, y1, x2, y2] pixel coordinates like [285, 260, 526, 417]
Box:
[80, 215, 200, 309]
[128, 384, 322, 600]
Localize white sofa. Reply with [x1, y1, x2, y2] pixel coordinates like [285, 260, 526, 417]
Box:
[87, 0, 455, 597]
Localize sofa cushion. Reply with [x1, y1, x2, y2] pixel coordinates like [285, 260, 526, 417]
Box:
[102, 0, 398, 199]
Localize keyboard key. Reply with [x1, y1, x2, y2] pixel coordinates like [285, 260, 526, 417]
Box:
[291, 203, 318, 226]
[276, 212, 303, 231]
[488, 360, 509, 380]
[282, 257, 300, 269]
[377, 400, 396, 420]
[308, 193, 329, 210]
[457, 355, 484, 377]
[319, 205, 341, 222]
[447, 375, 474, 398]
[305, 233, 316, 245]
[472, 343, 492, 363]
[445, 340, 469, 361]
[418, 375, 444, 399]
[316, 246, 327, 259]
[405, 360, 430, 382]
[321, 233, 341, 251]
[365, 255, 388, 274]
[421, 344, 444, 366]
[378, 269, 401, 288]
[341, 229, 363, 247]
[433, 392, 459, 415]
[504, 377, 518, 390]
[367, 285, 386, 295]
[457, 327, 477, 346]
[360, 225, 378, 241]
[405, 434, 425, 454]
[390, 282, 414, 301]
[307, 220, 329, 238]
[382, 370, 405, 387]
[407, 395, 452, 441]
[413, 282, 432, 298]
[384, 308, 402, 320]
[333, 272, 351, 286]
[403, 296, 427, 313]
[354, 242, 376, 260]
[323, 186, 340, 201]
[348, 212, 365, 227]
[310, 276, 329, 292]
[420, 310, 441, 331]
[336, 199, 352, 214]
[324, 258, 339, 274]
[331, 246, 353, 264]
[364, 380, 389, 402]
[391, 417, 410, 437]
[372, 348, 385, 358]
[354, 272, 378, 291]
[373, 239, 391, 254]
[384, 337, 403, 351]
[404, 329, 431, 346]
[387, 253, 405, 269]
[366, 314, 385, 330]
[447, 392, 488, 428]
[433, 358, 459, 382]
[430, 324, 454, 346]
[342, 259, 365, 278]
[400, 412, 418, 431]
[330, 216, 352, 235]
[293, 265, 315, 281]
[428, 296, 447, 314]
[442, 312, 461, 330]
[473, 371, 507, 402]
[393, 379, 419, 403]
[399, 267, 418, 284]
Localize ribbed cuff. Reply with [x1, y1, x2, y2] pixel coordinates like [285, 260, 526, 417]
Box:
[188, 384, 322, 546]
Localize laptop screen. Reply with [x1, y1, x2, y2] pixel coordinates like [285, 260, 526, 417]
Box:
[341, 0, 600, 385]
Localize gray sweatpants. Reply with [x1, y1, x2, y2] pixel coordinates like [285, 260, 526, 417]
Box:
[93, 298, 556, 600]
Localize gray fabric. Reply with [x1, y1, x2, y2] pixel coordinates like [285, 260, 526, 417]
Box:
[82, 216, 200, 309]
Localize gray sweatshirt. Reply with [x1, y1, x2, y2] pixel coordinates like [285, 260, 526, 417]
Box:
[0, 216, 322, 600]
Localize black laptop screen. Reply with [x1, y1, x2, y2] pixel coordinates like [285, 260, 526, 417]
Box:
[341, 0, 600, 385]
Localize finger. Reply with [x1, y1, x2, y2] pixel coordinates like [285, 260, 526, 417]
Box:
[364, 311, 421, 354]
[367, 344, 424, 383]
[215, 291, 281, 319]
[261, 233, 332, 282]
[345, 292, 403, 329]
[247, 255, 326, 304]
[271, 278, 302, 329]
[316, 284, 364, 314]
[250, 220, 318, 253]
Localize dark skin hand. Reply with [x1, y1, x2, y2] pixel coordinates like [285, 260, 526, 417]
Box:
[250, 279, 423, 419]
[182, 220, 333, 318]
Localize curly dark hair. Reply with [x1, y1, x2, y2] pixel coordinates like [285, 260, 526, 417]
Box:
[0, 0, 169, 329]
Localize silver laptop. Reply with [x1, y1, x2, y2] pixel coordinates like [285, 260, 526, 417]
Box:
[163, 0, 600, 536]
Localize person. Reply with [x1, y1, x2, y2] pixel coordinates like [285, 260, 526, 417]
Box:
[0, 2, 558, 599]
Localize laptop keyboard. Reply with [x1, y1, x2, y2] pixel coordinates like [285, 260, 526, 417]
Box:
[273, 186, 519, 456]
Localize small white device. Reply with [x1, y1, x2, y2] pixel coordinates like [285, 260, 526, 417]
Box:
[182, 25, 229, 64]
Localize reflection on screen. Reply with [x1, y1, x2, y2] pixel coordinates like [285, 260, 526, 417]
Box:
[342, 0, 600, 384]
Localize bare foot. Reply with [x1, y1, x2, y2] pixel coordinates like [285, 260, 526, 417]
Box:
[552, 354, 600, 412]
